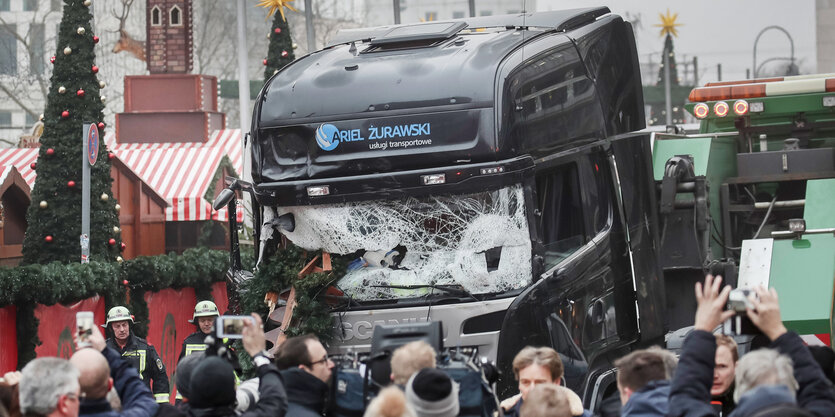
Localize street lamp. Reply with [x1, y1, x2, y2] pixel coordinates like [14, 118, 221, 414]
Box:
[752, 25, 795, 79]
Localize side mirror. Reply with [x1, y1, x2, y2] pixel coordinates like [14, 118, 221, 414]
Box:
[276, 213, 295, 233]
[212, 188, 236, 211]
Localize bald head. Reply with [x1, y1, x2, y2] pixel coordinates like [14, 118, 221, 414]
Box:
[70, 349, 111, 400]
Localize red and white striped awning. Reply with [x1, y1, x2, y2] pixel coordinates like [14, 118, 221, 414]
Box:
[107, 129, 245, 222]
[0, 129, 244, 223]
[0, 148, 39, 190]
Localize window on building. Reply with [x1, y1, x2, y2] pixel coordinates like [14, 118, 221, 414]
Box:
[29, 23, 45, 75]
[424, 11, 436, 21]
[170, 5, 182, 26]
[0, 111, 11, 127]
[0, 0, 9, 12]
[0, 26, 15, 75]
[25, 112, 38, 126]
[452, 11, 465, 19]
[535, 163, 586, 270]
[151, 6, 161, 26]
[479, 10, 493, 16]
[23, 0, 38, 11]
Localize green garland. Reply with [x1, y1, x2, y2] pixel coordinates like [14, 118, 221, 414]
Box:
[0, 247, 230, 368]
[238, 244, 348, 343]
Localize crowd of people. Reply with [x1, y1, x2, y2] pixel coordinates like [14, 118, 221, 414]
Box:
[1, 274, 834, 417]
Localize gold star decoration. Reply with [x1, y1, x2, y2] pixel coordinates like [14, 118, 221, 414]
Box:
[257, 0, 297, 22]
[654, 9, 682, 38]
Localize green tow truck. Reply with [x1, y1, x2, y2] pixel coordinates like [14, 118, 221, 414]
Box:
[654, 73, 835, 347]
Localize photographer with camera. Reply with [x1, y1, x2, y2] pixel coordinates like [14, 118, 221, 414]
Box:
[69, 323, 158, 417]
[669, 275, 835, 417]
[185, 313, 287, 417]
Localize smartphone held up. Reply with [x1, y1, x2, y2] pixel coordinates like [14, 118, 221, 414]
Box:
[76, 311, 94, 348]
[216, 315, 255, 339]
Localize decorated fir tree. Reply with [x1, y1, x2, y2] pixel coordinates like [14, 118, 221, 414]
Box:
[259, 0, 297, 80]
[650, 10, 687, 125]
[22, 0, 121, 265]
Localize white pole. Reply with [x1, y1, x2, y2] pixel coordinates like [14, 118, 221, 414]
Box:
[236, 0, 251, 183]
[81, 124, 91, 263]
[664, 48, 672, 125]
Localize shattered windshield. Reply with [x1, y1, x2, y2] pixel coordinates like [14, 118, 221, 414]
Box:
[277, 184, 532, 301]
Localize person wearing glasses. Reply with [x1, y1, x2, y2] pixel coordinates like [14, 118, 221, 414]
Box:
[275, 334, 335, 417]
[19, 358, 81, 417]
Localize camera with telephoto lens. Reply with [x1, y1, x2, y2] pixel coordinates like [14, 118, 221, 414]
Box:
[724, 288, 762, 336]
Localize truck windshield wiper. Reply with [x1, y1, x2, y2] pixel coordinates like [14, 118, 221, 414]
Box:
[370, 284, 479, 301]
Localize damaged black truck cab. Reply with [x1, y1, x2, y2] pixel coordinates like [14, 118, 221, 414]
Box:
[239, 7, 665, 410]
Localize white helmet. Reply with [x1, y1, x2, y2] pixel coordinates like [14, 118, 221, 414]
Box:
[190, 300, 219, 323]
[102, 306, 134, 328]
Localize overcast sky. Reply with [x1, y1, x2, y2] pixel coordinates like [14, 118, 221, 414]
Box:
[537, 0, 817, 84]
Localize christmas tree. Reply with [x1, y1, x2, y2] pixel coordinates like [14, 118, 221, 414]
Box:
[260, 0, 297, 80]
[650, 10, 687, 125]
[21, 0, 121, 265]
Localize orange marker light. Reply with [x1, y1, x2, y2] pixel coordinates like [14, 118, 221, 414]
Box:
[733, 100, 749, 116]
[713, 101, 730, 117]
[693, 103, 709, 119]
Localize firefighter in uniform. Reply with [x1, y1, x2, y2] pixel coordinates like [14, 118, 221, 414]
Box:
[103, 306, 171, 404]
[178, 300, 220, 361]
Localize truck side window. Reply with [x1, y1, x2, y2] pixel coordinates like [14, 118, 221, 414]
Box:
[536, 163, 585, 270]
[583, 154, 612, 236]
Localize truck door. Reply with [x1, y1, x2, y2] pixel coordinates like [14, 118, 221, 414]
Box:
[607, 132, 665, 342]
[495, 147, 642, 398]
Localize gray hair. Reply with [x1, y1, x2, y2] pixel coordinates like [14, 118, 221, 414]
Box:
[734, 348, 798, 403]
[19, 357, 80, 415]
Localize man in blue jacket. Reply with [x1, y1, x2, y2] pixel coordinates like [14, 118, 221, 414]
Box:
[615, 349, 671, 417]
[70, 324, 158, 417]
[668, 274, 835, 417]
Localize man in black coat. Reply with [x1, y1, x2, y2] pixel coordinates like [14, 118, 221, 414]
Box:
[103, 306, 170, 404]
[668, 275, 835, 417]
[275, 334, 334, 417]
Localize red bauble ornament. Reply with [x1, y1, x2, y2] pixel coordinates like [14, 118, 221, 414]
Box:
[263, 59, 267, 65]
[76, 89, 85, 97]
[281, 50, 288, 57]
[122, 280, 129, 285]
[45, 235, 53, 243]
[61, 110, 69, 118]
[120, 242, 126, 251]
[50, 56, 56, 64]
[93, 35, 99, 43]
[97, 122, 105, 130]
[67, 180, 76, 188]
[30, 162, 36, 170]
[109, 238, 116, 245]
[108, 152, 115, 160]
[46, 148, 55, 156]
[92, 65, 99, 73]
[274, 28, 281, 34]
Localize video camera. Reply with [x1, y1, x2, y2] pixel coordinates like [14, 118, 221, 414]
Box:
[331, 322, 499, 417]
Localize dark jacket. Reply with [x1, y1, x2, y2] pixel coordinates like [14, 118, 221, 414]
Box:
[668, 330, 835, 417]
[178, 332, 210, 362]
[621, 380, 670, 417]
[280, 368, 329, 417]
[81, 347, 159, 417]
[711, 384, 735, 416]
[107, 334, 170, 403]
[185, 363, 287, 417]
